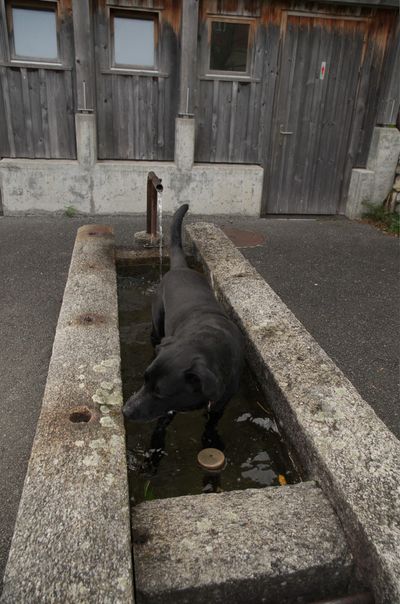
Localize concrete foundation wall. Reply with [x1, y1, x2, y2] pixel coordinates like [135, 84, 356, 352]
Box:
[345, 169, 375, 219]
[93, 162, 263, 216]
[0, 115, 263, 216]
[346, 127, 400, 218]
[1, 117, 397, 218]
[0, 159, 263, 216]
[0, 160, 93, 214]
[367, 127, 400, 203]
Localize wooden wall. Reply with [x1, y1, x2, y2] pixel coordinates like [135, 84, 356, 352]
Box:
[0, 0, 76, 159]
[267, 15, 368, 214]
[376, 15, 400, 127]
[195, 1, 398, 167]
[0, 0, 398, 173]
[94, 0, 181, 160]
[195, 1, 274, 164]
[351, 10, 400, 167]
[194, 0, 398, 213]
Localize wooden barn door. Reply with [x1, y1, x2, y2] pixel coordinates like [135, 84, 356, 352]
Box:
[263, 14, 367, 215]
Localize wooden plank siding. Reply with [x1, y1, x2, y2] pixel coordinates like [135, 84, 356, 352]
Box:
[94, 0, 181, 160]
[267, 15, 367, 214]
[195, 1, 398, 167]
[195, 0, 267, 164]
[195, 0, 398, 215]
[0, 0, 76, 159]
[376, 13, 400, 126]
[179, 0, 199, 115]
[0, 0, 397, 195]
[0, 66, 76, 159]
[72, 0, 96, 112]
[351, 10, 399, 169]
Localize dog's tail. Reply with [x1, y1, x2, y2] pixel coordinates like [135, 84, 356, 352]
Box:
[170, 204, 189, 269]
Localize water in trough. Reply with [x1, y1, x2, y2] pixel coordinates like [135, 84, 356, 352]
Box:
[117, 264, 299, 505]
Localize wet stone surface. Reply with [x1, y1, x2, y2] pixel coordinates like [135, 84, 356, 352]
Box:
[117, 264, 299, 505]
[132, 482, 353, 604]
[1, 225, 133, 604]
[186, 222, 400, 604]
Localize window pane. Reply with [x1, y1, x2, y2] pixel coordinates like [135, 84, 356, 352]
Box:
[13, 8, 58, 60]
[114, 16, 155, 67]
[210, 21, 249, 72]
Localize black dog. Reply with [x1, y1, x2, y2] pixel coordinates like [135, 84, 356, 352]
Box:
[122, 204, 244, 423]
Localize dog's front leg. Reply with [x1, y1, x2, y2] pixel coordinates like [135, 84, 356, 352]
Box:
[141, 412, 176, 475]
[202, 407, 226, 451]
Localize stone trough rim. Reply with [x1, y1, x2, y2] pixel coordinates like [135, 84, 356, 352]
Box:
[2, 225, 397, 604]
[185, 222, 400, 604]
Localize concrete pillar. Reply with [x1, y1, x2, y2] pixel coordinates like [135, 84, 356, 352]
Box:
[174, 116, 195, 172]
[345, 169, 375, 219]
[366, 126, 400, 204]
[75, 113, 97, 169]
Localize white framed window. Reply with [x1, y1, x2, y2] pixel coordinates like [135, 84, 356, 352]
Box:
[8, 2, 59, 62]
[111, 10, 157, 71]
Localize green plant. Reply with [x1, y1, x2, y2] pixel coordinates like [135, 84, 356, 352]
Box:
[362, 202, 399, 236]
[64, 205, 77, 218]
[143, 480, 155, 501]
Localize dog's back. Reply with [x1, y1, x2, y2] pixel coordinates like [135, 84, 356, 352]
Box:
[123, 204, 243, 422]
[162, 204, 229, 335]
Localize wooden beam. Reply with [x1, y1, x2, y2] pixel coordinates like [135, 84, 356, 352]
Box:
[72, 0, 95, 111]
[0, 0, 10, 63]
[179, 0, 199, 115]
[377, 17, 400, 125]
[315, 0, 398, 6]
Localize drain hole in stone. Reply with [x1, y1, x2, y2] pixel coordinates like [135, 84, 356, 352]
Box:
[69, 407, 92, 423]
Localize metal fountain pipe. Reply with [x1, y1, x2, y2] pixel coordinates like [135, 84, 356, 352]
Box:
[146, 171, 163, 238]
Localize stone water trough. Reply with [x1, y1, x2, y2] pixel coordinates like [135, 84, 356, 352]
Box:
[1, 224, 399, 604]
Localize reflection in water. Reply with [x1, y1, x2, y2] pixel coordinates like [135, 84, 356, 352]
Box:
[118, 265, 300, 505]
[130, 409, 226, 496]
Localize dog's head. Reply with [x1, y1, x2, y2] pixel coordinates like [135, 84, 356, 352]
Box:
[122, 340, 223, 422]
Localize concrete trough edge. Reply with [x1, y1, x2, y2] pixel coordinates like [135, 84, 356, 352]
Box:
[186, 222, 400, 604]
[116, 248, 354, 602]
[132, 482, 354, 604]
[1, 226, 134, 603]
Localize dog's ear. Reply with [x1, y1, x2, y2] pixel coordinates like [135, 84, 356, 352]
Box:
[185, 360, 223, 402]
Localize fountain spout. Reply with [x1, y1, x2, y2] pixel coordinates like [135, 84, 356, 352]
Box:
[134, 172, 164, 255]
[147, 172, 163, 239]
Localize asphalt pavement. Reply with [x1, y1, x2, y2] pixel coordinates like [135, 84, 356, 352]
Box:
[0, 213, 398, 588]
